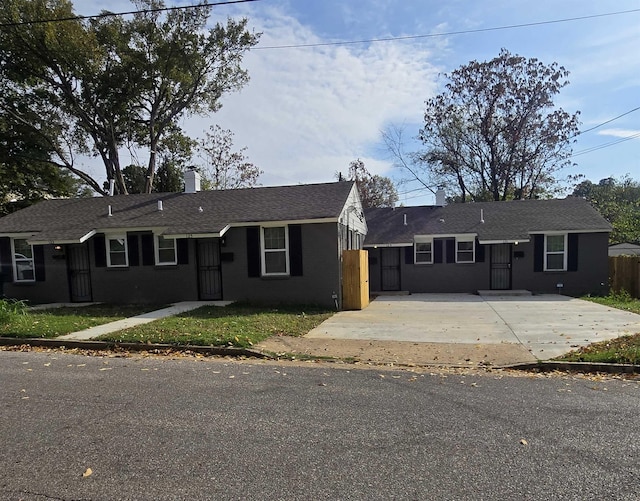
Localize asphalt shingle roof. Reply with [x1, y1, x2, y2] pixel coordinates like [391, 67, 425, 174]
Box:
[0, 182, 355, 242]
[364, 197, 612, 245]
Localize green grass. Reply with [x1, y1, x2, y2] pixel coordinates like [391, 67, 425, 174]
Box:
[556, 290, 640, 364]
[0, 304, 163, 339]
[98, 303, 335, 348]
[581, 289, 640, 315]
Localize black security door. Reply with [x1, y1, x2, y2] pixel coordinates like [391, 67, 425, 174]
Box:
[490, 244, 512, 290]
[67, 244, 92, 302]
[197, 239, 222, 300]
[380, 247, 401, 291]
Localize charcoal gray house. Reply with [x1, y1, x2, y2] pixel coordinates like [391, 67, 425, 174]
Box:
[0, 179, 366, 307]
[365, 196, 611, 296]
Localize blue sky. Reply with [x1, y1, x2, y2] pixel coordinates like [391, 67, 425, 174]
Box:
[75, 0, 639, 204]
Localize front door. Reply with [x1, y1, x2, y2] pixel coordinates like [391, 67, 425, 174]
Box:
[380, 248, 401, 291]
[67, 243, 92, 302]
[490, 244, 512, 290]
[197, 239, 222, 300]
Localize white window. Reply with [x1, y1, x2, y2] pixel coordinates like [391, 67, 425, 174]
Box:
[106, 236, 128, 267]
[261, 226, 289, 275]
[414, 238, 433, 264]
[155, 236, 177, 265]
[12, 238, 35, 282]
[456, 238, 475, 263]
[545, 234, 567, 271]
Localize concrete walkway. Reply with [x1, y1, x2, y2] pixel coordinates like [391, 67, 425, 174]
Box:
[57, 301, 233, 341]
[306, 294, 640, 360]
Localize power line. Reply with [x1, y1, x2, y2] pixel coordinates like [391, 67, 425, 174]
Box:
[0, 0, 261, 27]
[254, 8, 640, 50]
[572, 132, 640, 157]
[577, 106, 640, 136]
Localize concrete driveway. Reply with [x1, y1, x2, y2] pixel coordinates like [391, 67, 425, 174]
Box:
[306, 294, 640, 360]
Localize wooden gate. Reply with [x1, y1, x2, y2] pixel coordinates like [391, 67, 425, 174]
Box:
[342, 250, 369, 310]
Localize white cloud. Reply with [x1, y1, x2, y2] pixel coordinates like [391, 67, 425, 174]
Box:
[197, 6, 441, 186]
[597, 128, 640, 139]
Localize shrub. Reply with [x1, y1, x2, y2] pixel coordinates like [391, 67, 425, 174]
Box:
[0, 298, 29, 323]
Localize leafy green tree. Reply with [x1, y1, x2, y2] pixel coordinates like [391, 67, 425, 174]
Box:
[198, 125, 262, 190]
[337, 159, 398, 208]
[572, 176, 640, 244]
[413, 49, 580, 202]
[0, 96, 80, 215]
[0, 0, 259, 195]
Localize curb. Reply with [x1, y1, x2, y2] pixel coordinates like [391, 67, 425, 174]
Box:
[2, 337, 639, 375]
[503, 360, 640, 375]
[0, 337, 271, 360]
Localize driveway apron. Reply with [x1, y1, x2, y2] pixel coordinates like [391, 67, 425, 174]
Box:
[306, 294, 640, 360]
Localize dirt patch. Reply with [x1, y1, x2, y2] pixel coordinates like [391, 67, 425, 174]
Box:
[256, 335, 537, 368]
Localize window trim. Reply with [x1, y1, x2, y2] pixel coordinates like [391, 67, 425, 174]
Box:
[11, 238, 35, 283]
[260, 225, 289, 276]
[414, 237, 433, 265]
[544, 233, 567, 272]
[106, 235, 129, 268]
[155, 235, 177, 266]
[455, 237, 475, 263]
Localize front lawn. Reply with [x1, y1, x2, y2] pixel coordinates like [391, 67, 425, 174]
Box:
[556, 292, 640, 364]
[98, 303, 334, 348]
[0, 303, 162, 339]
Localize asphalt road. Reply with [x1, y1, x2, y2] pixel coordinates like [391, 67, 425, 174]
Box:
[1, 351, 639, 501]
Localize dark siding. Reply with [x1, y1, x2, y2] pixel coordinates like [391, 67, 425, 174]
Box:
[476, 240, 485, 263]
[34, 246, 46, 281]
[289, 225, 303, 276]
[568, 233, 579, 272]
[127, 234, 140, 266]
[246, 227, 261, 277]
[177, 239, 189, 265]
[434, 239, 443, 264]
[141, 234, 154, 266]
[405, 246, 414, 265]
[0, 237, 13, 281]
[445, 239, 455, 263]
[94, 235, 107, 268]
[533, 234, 544, 272]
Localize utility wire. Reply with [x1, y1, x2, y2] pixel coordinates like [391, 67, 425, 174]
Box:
[0, 0, 261, 27]
[572, 132, 640, 157]
[254, 8, 640, 50]
[576, 106, 640, 136]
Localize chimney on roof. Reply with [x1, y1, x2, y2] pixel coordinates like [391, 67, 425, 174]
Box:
[184, 169, 201, 194]
[435, 187, 446, 207]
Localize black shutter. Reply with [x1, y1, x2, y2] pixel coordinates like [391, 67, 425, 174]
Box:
[446, 239, 455, 263]
[141, 234, 155, 266]
[289, 225, 303, 276]
[568, 234, 579, 272]
[177, 239, 189, 265]
[247, 226, 261, 277]
[476, 240, 485, 262]
[94, 234, 107, 268]
[127, 234, 140, 266]
[434, 239, 443, 264]
[0, 237, 13, 281]
[533, 234, 544, 272]
[34, 246, 46, 281]
[405, 246, 414, 264]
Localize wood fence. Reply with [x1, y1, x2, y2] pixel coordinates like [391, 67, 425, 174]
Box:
[609, 256, 640, 298]
[342, 250, 369, 310]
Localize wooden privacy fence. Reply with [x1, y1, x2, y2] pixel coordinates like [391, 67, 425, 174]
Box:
[609, 256, 640, 298]
[342, 250, 369, 310]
